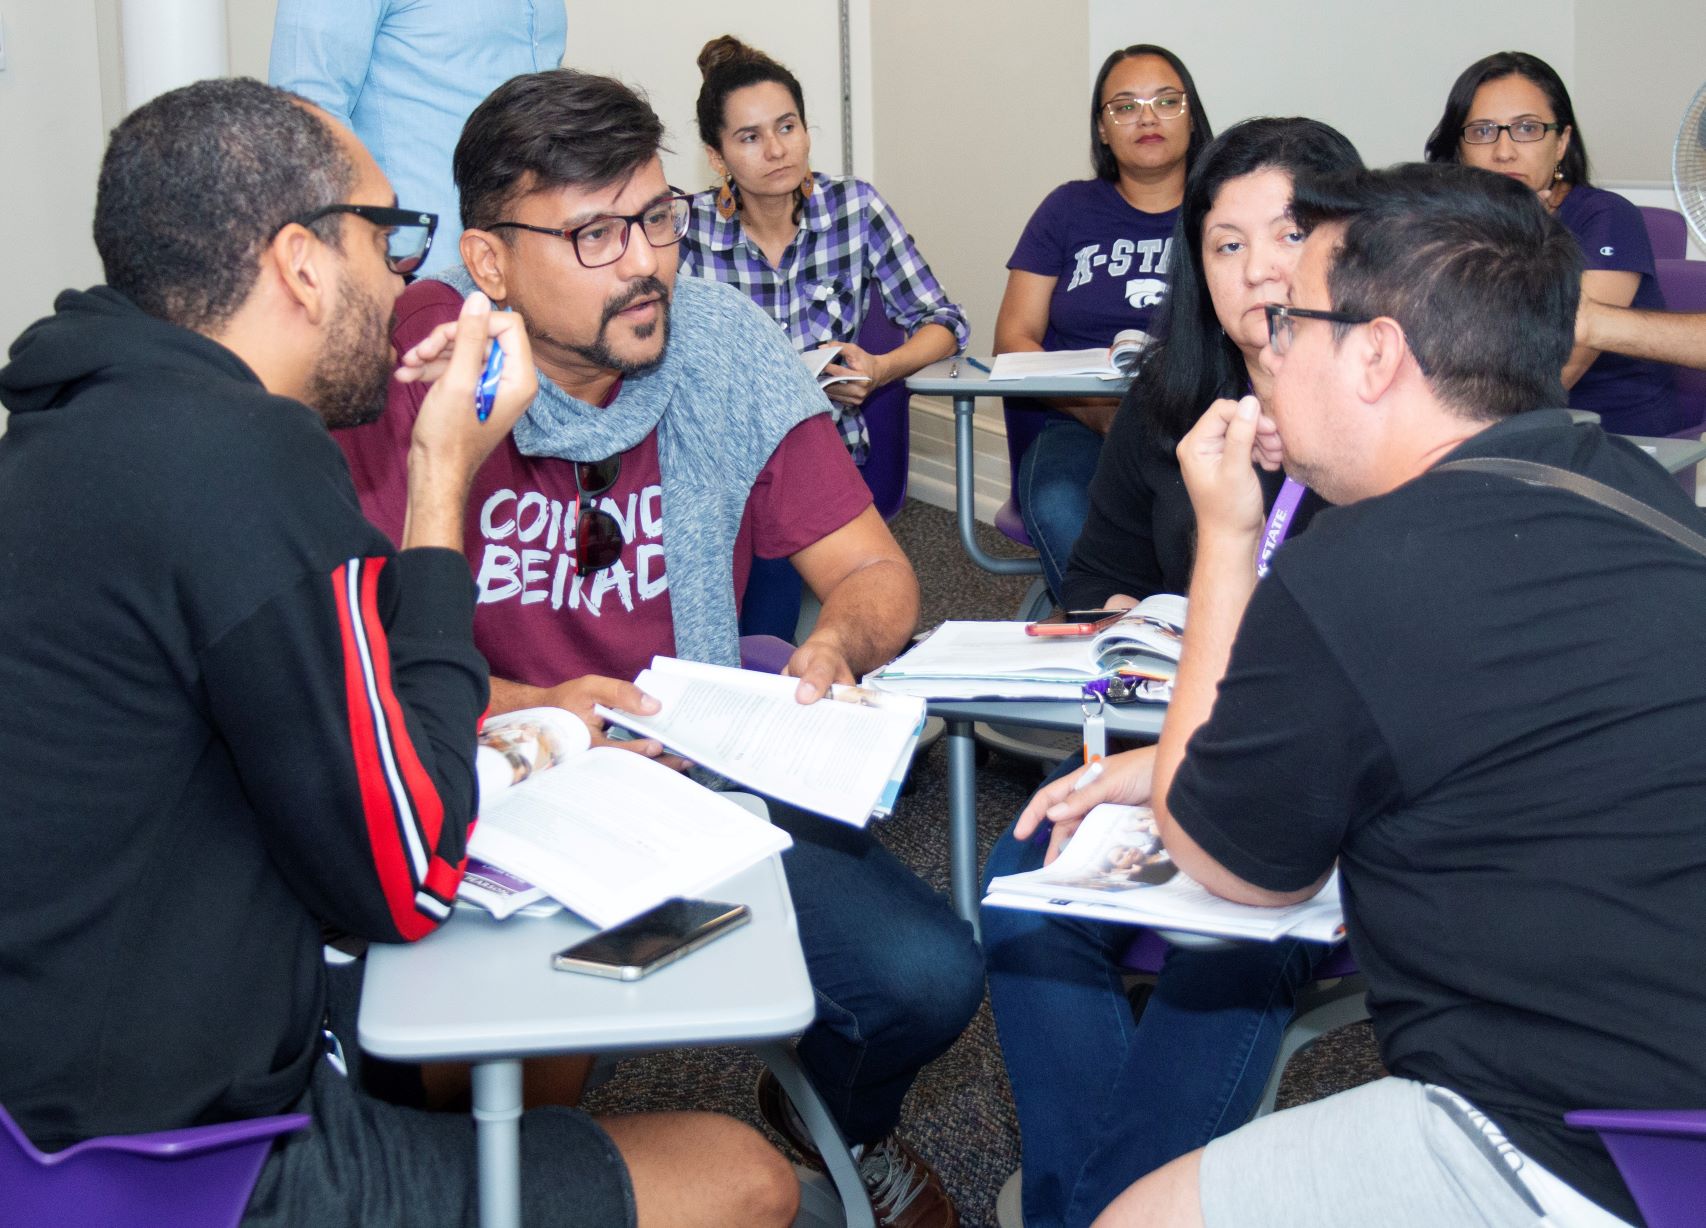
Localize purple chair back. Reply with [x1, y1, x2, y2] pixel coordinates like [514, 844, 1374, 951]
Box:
[854, 285, 911, 521]
[0, 1102, 309, 1228]
[1564, 1108, 1706, 1228]
[740, 634, 796, 675]
[994, 399, 1053, 547]
[1639, 207, 1689, 261]
[1653, 259, 1706, 435]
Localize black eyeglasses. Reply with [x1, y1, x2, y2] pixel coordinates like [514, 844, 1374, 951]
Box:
[573, 456, 626, 577]
[284, 205, 438, 275]
[1460, 120, 1564, 145]
[1264, 304, 1373, 356]
[488, 195, 693, 270]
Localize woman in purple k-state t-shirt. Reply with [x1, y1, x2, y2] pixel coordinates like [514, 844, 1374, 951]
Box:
[994, 44, 1215, 603]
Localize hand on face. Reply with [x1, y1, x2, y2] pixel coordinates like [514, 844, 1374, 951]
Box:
[1178, 395, 1272, 544]
[400, 291, 538, 475]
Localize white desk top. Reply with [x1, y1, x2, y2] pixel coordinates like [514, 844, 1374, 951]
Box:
[358, 856, 814, 1063]
[906, 357, 1131, 400]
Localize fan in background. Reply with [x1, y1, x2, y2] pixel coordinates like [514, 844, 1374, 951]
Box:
[1676, 79, 1706, 249]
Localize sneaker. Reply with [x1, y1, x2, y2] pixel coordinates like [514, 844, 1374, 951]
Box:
[755, 1069, 959, 1228]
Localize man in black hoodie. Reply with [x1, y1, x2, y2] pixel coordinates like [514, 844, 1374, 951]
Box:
[0, 79, 798, 1227]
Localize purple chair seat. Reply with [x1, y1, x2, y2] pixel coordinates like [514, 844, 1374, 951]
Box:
[852, 285, 911, 522]
[1, 1101, 309, 1228]
[1638, 206, 1689, 262]
[993, 498, 1033, 549]
[1565, 1108, 1706, 1228]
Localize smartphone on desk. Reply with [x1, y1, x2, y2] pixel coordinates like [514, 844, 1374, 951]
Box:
[1026, 608, 1129, 637]
[551, 898, 750, 981]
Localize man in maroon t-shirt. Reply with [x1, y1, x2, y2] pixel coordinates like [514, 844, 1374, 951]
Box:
[337, 70, 982, 1228]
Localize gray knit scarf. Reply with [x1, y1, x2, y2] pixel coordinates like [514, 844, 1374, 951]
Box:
[432, 268, 827, 668]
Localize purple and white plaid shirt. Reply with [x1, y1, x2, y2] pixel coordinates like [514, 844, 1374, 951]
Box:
[680, 173, 969, 463]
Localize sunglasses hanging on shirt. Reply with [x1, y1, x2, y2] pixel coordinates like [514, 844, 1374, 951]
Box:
[573, 456, 626, 577]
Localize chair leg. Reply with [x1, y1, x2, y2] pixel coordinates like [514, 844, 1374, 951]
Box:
[1251, 977, 1370, 1119]
[754, 1042, 875, 1228]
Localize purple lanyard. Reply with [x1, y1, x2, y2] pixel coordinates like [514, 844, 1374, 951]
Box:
[1255, 477, 1307, 579]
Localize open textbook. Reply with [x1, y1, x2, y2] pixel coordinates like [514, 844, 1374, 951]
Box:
[985, 803, 1344, 943]
[458, 706, 791, 928]
[865, 593, 1185, 701]
[597, 657, 928, 827]
[987, 329, 1153, 381]
[802, 344, 874, 392]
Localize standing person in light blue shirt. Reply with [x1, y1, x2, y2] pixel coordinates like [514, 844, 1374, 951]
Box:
[270, 0, 567, 276]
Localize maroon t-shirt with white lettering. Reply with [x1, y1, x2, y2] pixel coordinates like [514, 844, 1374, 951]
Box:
[335, 279, 871, 686]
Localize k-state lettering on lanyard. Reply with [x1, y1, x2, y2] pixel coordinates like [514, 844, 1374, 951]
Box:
[1256, 477, 1307, 579]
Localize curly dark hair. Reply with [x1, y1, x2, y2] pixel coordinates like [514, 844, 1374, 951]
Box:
[94, 77, 354, 331]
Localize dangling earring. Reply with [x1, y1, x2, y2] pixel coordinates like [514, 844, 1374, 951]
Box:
[716, 174, 738, 221]
[799, 172, 815, 200]
[1553, 163, 1565, 183]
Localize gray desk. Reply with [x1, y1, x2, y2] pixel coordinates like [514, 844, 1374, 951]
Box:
[359, 853, 873, 1228]
[906, 358, 1130, 576]
[1629, 434, 1706, 474]
[932, 699, 1165, 937]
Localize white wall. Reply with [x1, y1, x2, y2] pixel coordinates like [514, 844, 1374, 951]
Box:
[0, 2, 108, 358]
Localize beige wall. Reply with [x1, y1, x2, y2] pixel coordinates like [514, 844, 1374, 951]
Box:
[869, 0, 1089, 358]
[1574, 0, 1706, 184]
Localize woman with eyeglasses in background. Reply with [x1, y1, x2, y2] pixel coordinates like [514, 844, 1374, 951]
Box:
[993, 44, 1212, 605]
[983, 117, 1364, 1228]
[1425, 50, 1680, 435]
[682, 35, 967, 641]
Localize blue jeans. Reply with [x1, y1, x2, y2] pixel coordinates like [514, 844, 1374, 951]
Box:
[772, 801, 986, 1145]
[982, 758, 1324, 1227]
[1018, 416, 1104, 604]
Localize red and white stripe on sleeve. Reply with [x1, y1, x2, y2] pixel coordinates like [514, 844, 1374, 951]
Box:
[331, 557, 465, 939]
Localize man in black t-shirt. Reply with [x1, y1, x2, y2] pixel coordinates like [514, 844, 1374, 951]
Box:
[1018, 164, 1706, 1227]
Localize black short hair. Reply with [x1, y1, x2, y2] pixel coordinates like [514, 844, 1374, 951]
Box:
[1423, 51, 1590, 188]
[455, 70, 667, 233]
[93, 77, 354, 332]
[1133, 117, 1364, 447]
[694, 35, 806, 150]
[1090, 44, 1212, 184]
[1291, 162, 1581, 421]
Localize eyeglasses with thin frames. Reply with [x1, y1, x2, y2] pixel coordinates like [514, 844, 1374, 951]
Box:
[283, 205, 438, 275]
[1102, 92, 1189, 124]
[1459, 120, 1564, 145]
[573, 455, 626, 577]
[488, 195, 693, 270]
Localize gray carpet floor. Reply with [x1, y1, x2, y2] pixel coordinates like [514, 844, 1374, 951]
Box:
[583, 498, 1386, 1226]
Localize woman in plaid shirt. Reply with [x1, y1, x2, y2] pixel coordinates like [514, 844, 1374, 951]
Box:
[682, 35, 969, 641]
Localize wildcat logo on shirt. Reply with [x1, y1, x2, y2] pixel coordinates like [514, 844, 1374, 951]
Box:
[1065, 238, 1172, 294]
[472, 486, 665, 614]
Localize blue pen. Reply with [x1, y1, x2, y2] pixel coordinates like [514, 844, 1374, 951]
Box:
[964, 355, 993, 374]
[475, 336, 504, 422]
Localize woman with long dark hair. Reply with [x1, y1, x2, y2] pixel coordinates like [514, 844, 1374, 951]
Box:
[993, 44, 1212, 602]
[1424, 50, 1680, 435]
[983, 117, 1364, 1228]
